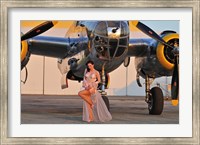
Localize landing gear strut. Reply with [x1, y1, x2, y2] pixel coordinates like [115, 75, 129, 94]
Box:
[145, 75, 164, 115]
[100, 63, 110, 111]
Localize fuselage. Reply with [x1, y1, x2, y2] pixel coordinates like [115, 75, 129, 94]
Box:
[57, 20, 176, 81]
[65, 21, 130, 78]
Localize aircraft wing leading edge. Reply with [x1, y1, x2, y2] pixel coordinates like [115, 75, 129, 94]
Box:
[28, 36, 88, 59]
[127, 38, 152, 57]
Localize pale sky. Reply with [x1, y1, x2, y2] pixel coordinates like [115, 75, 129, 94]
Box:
[140, 20, 179, 33]
[21, 20, 179, 35]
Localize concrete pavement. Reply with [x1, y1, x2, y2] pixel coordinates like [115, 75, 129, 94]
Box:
[21, 95, 179, 124]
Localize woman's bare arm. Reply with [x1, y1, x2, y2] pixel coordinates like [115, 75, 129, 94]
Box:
[82, 69, 87, 87]
[96, 71, 101, 84]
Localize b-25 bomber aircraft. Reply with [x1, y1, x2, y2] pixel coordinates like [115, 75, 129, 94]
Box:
[21, 20, 179, 115]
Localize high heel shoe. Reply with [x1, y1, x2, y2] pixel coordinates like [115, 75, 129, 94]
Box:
[88, 119, 93, 123]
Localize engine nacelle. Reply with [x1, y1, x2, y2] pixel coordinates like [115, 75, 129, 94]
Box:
[156, 33, 179, 70]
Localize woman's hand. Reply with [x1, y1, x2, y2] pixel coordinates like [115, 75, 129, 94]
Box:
[85, 85, 92, 90]
[95, 81, 99, 85]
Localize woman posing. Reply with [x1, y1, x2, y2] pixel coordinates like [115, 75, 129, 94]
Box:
[78, 60, 112, 123]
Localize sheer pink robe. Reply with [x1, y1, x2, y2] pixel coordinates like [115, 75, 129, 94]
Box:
[82, 70, 112, 122]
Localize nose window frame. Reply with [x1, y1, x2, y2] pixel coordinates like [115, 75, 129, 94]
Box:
[93, 33, 129, 59]
[92, 21, 129, 59]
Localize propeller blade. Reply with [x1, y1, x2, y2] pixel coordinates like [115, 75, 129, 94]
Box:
[130, 20, 179, 105]
[171, 56, 179, 106]
[21, 21, 58, 41]
[130, 21, 174, 49]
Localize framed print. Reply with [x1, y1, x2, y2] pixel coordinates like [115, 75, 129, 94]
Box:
[1, 0, 199, 144]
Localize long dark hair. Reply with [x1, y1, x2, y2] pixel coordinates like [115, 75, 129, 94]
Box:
[86, 60, 94, 72]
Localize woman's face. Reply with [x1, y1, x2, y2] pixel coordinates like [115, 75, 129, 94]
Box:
[87, 63, 94, 70]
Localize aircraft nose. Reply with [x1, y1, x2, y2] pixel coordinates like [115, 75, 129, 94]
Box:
[94, 21, 107, 37]
[94, 21, 129, 38]
[94, 21, 121, 37]
[93, 21, 129, 59]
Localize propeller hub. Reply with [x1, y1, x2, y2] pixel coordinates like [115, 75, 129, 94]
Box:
[172, 47, 179, 55]
[164, 39, 179, 64]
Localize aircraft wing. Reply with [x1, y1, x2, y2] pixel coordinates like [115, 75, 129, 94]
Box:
[28, 36, 88, 59]
[127, 38, 152, 57]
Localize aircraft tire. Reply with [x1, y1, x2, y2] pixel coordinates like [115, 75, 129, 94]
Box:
[148, 87, 164, 115]
[102, 96, 110, 111]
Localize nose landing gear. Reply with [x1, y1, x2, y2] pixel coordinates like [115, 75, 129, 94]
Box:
[99, 63, 110, 111]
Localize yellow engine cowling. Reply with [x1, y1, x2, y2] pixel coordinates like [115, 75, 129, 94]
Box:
[156, 33, 179, 70]
[21, 40, 30, 70]
[21, 40, 28, 61]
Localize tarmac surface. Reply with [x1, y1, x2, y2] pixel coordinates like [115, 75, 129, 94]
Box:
[21, 95, 179, 124]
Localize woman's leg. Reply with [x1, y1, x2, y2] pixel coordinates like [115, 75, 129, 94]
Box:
[87, 103, 93, 121]
[78, 89, 93, 106]
[78, 89, 93, 121]
[89, 88, 96, 94]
